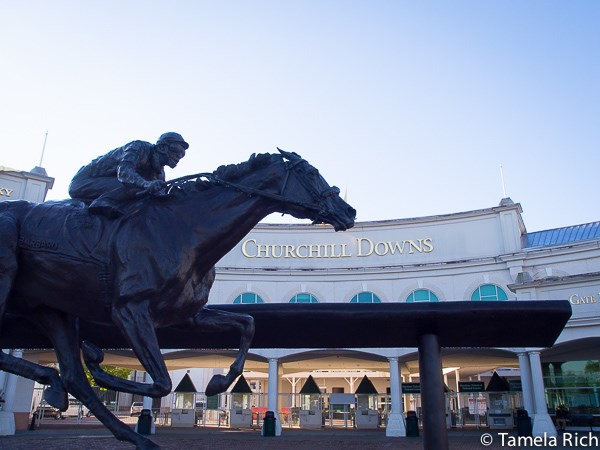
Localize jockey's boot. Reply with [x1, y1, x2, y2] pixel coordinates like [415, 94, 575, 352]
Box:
[88, 198, 124, 219]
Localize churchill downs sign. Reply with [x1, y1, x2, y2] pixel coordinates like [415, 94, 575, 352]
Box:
[241, 237, 434, 259]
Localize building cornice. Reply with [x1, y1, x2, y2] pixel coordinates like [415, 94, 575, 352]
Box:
[255, 202, 524, 231]
[508, 271, 600, 291]
[216, 255, 510, 277]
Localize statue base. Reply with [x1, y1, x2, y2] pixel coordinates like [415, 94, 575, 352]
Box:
[532, 413, 557, 438]
[386, 413, 407, 437]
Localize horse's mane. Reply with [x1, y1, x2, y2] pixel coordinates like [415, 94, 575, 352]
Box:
[170, 152, 279, 194]
[213, 152, 275, 181]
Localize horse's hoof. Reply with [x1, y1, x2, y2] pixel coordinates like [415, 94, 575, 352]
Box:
[82, 340, 105, 364]
[44, 386, 68, 411]
[205, 374, 227, 397]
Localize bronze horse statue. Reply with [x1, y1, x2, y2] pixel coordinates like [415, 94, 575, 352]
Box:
[0, 149, 355, 449]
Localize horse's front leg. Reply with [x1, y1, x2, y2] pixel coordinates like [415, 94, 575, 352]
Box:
[82, 300, 172, 397]
[192, 307, 255, 396]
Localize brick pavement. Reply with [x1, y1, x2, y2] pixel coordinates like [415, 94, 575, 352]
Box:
[0, 425, 597, 449]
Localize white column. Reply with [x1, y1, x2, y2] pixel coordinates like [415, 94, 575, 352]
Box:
[289, 377, 299, 408]
[0, 349, 23, 435]
[344, 376, 358, 393]
[13, 373, 35, 427]
[267, 358, 282, 436]
[517, 352, 535, 415]
[386, 357, 406, 437]
[454, 369, 461, 407]
[2, 350, 23, 412]
[3, 374, 19, 414]
[0, 364, 7, 436]
[528, 351, 556, 437]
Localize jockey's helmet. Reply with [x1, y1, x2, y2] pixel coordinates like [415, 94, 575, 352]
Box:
[156, 132, 189, 150]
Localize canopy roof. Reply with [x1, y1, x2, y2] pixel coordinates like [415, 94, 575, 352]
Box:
[2, 301, 571, 350]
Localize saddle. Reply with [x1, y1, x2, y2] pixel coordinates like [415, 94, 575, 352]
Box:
[18, 199, 122, 266]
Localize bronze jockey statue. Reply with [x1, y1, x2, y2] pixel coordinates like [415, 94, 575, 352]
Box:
[69, 132, 188, 217]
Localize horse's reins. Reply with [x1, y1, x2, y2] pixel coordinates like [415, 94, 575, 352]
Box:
[165, 159, 339, 218]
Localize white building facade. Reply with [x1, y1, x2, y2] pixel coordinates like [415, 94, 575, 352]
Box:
[185, 197, 599, 436]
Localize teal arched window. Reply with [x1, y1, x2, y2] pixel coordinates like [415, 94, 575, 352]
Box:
[233, 292, 265, 304]
[406, 289, 439, 302]
[289, 293, 319, 303]
[350, 292, 381, 303]
[471, 284, 508, 301]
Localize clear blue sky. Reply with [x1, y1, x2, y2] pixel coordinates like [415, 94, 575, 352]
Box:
[2, 0, 598, 232]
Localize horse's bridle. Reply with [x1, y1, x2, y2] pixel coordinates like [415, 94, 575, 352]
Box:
[276, 158, 341, 219]
[166, 157, 340, 220]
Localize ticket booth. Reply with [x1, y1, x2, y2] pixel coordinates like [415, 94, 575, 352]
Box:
[486, 372, 513, 430]
[355, 375, 379, 429]
[229, 375, 253, 428]
[299, 375, 323, 429]
[171, 372, 197, 427]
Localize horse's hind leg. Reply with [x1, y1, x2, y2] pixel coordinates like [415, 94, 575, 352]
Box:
[0, 351, 67, 410]
[192, 308, 255, 396]
[35, 309, 159, 450]
[0, 214, 67, 409]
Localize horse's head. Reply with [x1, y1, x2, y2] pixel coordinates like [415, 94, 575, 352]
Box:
[171, 150, 356, 232]
[276, 148, 356, 231]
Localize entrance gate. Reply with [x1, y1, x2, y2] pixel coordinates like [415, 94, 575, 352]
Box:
[327, 393, 355, 428]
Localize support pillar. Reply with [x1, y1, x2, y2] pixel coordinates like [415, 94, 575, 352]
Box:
[0, 375, 16, 435]
[454, 368, 462, 425]
[267, 358, 282, 436]
[0, 356, 11, 436]
[529, 351, 556, 437]
[386, 357, 406, 437]
[418, 334, 448, 450]
[288, 377, 299, 408]
[517, 352, 535, 415]
[0, 350, 25, 435]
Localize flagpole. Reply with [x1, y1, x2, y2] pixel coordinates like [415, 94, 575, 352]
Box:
[39, 131, 48, 167]
[499, 164, 507, 198]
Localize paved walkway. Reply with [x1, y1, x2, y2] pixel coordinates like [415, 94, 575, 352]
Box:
[0, 425, 598, 449]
